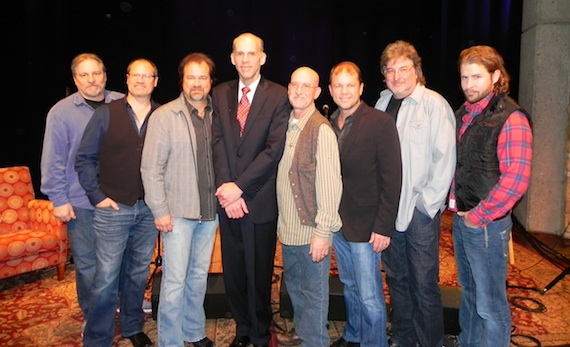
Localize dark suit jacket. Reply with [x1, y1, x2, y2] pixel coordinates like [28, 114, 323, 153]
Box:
[333, 101, 402, 242]
[212, 78, 291, 224]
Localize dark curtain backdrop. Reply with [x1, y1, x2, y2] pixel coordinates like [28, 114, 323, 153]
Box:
[2, 0, 523, 197]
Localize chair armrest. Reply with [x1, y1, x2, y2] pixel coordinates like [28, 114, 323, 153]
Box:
[27, 199, 68, 249]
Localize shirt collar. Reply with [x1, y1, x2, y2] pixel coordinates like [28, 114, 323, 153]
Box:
[465, 92, 495, 116]
[239, 75, 262, 99]
[289, 105, 317, 130]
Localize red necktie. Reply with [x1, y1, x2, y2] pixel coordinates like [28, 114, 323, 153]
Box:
[237, 86, 250, 137]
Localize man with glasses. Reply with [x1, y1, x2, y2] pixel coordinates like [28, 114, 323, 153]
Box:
[41, 53, 123, 327]
[76, 58, 160, 347]
[374, 41, 456, 347]
[275, 66, 342, 347]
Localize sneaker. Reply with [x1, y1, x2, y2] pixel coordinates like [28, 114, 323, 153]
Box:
[81, 321, 87, 338]
[142, 298, 152, 314]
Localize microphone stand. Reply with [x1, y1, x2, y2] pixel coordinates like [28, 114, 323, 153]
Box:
[147, 232, 162, 288]
[322, 104, 330, 120]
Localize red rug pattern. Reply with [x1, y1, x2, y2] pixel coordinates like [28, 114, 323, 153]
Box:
[0, 211, 569, 346]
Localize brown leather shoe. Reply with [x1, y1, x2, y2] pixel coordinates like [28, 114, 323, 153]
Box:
[276, 330, 301, 346]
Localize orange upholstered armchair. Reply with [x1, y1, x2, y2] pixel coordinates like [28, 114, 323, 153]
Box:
[0, 166, 68, 280]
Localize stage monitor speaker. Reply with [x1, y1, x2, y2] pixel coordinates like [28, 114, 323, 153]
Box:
[279, 274, 347, 321]
[279, 276, 461, 334]
[151, 272, 233, 320]
[440, 285, 461, 335]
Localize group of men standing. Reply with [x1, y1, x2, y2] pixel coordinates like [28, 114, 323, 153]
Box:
[40, 31, 532, 347]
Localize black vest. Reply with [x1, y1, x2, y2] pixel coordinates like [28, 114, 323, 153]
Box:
[99, 99, 147, 206]
[455, 93, 530, 211]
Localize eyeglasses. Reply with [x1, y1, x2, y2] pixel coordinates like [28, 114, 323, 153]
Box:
[128, 73, 156, 80]
[384, 65, 414, 78]
[289, 82, 317, 92]
[76, 71, 103, 79]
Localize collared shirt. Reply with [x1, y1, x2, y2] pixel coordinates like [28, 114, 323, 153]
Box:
[185, 99, 216, 221]
[141, 93, 215, 220]
[75, 97, 159, 206]
[449, 93, 533, 227]
[276, 105, 342, 245]
[375, 84, 456, 231]
[330, 112, 354, 150]
[238, 75, 261, 102]
[40, 90, 124, 210]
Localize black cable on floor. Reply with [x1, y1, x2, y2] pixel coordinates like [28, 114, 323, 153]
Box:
[511, 334, 542, 347]
[510, 296, 547, 313]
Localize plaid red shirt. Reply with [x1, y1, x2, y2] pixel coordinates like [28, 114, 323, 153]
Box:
[449, 93, 533, 227]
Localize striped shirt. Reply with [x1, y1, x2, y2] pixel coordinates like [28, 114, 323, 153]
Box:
[276, 106, 343, 246]
[449, 93, 533, 227]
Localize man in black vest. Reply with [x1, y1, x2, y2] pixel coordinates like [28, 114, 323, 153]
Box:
[449, 45, 532, 347]
[76, 58, 160, 347]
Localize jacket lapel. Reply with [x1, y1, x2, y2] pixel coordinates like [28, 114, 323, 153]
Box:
[226, 81, 242, 145]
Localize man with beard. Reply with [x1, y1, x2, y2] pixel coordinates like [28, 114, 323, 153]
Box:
[41, 53, 123, 326]
[450, 45, 532, 347]
[141, 53, 218, 347]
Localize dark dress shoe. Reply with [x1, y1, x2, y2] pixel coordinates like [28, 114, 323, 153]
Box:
[126, 332, 154, 347]
[188, 336, 215, 347]
[229, 336, 251, 347]
[330, 336, 360, 347]
[252, 345, 268, 347]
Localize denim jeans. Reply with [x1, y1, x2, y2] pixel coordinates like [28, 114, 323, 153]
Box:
[333, 231, 388, 347]
[158, 217, 218, 347]
[453, 213, 512, 347]
[382, 208, 443, 347]
[282, 244, 331, 347]
[83, 201, 157, 347]
[67, 206, 97, 318]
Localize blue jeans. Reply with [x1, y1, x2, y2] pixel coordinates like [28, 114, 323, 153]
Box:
[67, 206, 97, 318]
[158, 217, 218, 347]
[333, 231, 388, 347]
[453, 213, 512, 347]
[282, 244, 331, 347]
[83, 201, 157, 347]
[382, 208, 443, 347]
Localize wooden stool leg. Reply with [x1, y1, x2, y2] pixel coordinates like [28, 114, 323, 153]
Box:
[57, 262, 65, 281]
[508, 232, 515, 265]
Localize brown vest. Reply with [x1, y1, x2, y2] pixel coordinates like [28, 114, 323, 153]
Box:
[289, 110, 332, 227]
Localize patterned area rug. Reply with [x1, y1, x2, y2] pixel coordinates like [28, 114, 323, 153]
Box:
[0, 211, 569, 346]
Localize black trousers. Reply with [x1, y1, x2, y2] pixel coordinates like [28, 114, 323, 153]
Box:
[219, 213, 277, 345]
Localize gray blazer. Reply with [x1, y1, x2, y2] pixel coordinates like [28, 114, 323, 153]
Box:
[141, 92, 214, 219]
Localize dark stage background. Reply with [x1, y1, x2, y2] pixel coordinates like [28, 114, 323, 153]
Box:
[3, 0, 523, 197]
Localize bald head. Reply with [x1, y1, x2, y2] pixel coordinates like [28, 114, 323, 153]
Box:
[232, 32, 264, 53]
[288, 66, 322, 118]
[230, 32, 267, 85]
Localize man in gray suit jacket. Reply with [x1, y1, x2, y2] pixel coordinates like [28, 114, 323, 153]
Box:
[211, 32, 291, 347]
